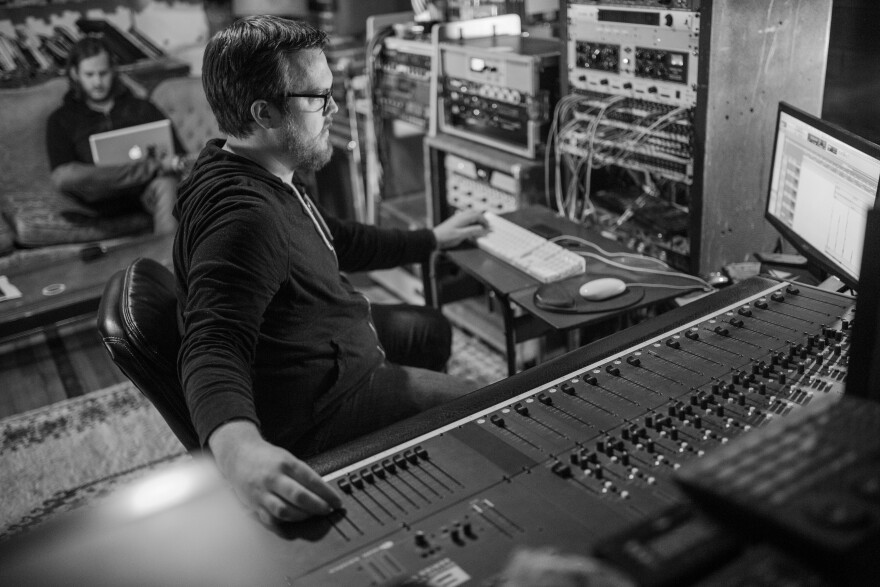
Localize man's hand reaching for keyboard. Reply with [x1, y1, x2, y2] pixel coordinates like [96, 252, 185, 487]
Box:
[433, 209, 490, 249]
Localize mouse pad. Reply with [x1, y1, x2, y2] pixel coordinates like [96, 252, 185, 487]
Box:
[533, 278, 645, 314]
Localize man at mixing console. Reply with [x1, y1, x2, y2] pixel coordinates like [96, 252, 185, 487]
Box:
[175, 16, 489, 526]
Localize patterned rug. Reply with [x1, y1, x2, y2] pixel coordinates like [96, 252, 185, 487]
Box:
[0, 327, 505, 542]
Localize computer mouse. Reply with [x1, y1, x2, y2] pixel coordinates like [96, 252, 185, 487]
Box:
[578, 277, 627, 301]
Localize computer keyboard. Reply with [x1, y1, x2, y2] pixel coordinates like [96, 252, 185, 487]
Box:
[476, 212, 586, 283]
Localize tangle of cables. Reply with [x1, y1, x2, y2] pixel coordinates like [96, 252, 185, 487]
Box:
[546, 93, 693, 224]
[550, 233, 713, 292]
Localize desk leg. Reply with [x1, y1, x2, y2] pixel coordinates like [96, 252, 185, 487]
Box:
[500, 296, 517, 376]
[567, 328, 581, 352]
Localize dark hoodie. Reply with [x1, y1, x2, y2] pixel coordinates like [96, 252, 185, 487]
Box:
[174, 139, 437, 451]
[46, 82, 184, 206]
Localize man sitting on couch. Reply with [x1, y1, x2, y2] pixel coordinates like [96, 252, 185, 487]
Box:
[46, 36, 186, 235]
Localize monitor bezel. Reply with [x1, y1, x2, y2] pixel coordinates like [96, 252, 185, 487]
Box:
[764, 101, 880, 291]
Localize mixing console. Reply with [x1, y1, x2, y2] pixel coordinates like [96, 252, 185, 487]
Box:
[268, 277, 859, 585]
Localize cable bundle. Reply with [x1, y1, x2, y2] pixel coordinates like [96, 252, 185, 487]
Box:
[546, 92, 693, 223]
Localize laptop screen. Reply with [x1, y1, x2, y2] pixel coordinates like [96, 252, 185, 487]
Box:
[89, 119, 174, 166]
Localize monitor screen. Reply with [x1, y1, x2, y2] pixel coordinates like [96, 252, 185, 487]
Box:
[765, 102, 880, 290]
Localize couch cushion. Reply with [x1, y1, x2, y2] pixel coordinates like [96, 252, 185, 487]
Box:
[150, 76, 223, 155]
[0, 192, 151, 248]
[0, 77, 70, 194]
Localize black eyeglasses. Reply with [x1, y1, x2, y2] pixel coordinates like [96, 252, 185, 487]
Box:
[280, 89, 334, 114]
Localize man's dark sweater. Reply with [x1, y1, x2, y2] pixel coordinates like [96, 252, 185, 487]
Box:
[174, 140, 437, 451]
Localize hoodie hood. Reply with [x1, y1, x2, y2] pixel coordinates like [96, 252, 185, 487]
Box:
[176, 139, 310, 218]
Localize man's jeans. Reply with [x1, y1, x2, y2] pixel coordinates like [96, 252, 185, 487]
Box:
[292, 303, 481, 457]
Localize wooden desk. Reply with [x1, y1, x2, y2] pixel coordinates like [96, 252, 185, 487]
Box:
[0, 234, 173, 340]
[437, 206, 705, 374]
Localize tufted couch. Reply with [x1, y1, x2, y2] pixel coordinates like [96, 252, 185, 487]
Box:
[0, 74, 222, 273]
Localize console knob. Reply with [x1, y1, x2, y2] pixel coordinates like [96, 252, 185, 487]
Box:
[463, 521, 477, 539]
[450, 525, 464, 545]
[552, 462, 573, 478]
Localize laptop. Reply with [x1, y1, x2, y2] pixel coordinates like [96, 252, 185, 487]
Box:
[89, 119, 174, 165]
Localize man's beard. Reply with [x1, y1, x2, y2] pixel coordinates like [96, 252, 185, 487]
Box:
[282, 116, 333, 172]
[77, 77, 112, 105]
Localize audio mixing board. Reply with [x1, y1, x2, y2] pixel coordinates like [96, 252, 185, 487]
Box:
[262, 277, 865, 585]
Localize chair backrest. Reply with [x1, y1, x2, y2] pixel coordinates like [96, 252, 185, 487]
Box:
[97, 256, 200, 452]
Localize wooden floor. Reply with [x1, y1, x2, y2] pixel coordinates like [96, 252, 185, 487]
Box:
[0, 316, 127, 419]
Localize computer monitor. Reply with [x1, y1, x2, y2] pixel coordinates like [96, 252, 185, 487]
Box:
[764, 101, 880, 290]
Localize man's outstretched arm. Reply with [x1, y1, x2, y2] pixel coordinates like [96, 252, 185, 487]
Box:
[209, 420, 343, 525]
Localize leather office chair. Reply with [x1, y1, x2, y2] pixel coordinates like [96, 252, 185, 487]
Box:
[97, 257, 200, 452]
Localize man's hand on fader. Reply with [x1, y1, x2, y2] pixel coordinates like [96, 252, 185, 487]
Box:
[432, 209, 490, 249]
[208, 420, 342, 526]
